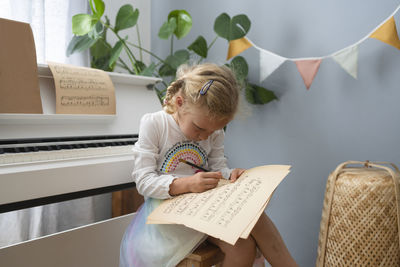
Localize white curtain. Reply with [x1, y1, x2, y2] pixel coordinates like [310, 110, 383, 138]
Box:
[0, 0, 109, 248]
[0, 0, 89, 65]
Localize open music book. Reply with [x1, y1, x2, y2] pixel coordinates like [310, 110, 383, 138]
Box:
[147, 165, 291, 245]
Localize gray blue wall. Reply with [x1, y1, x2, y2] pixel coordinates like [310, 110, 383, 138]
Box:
[151, 1, 400, 266]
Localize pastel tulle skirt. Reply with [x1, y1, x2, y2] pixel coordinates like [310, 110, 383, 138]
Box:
[119, 198, 206, 267]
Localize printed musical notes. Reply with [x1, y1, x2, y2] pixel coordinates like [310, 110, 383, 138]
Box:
[147, 165, 291, 245]
[48, 62, 116, 114]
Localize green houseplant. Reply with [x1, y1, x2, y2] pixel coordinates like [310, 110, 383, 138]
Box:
[67, 0, 277, 105]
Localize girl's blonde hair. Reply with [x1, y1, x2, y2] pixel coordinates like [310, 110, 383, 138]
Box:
[163, 63, 241, 120]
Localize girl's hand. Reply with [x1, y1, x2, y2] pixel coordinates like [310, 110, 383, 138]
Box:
[189, 171, 222, 193]
[229, 168, 246, 182]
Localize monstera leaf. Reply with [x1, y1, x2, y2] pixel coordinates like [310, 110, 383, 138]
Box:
[214, 13, 251, 41]
[229, 56, 248, 82]
[168, 10, 192, 39]
[158, 17, 177, 39]
[188, 36, 208, 58]
[115, 4, 139, 32]
[245, 83, 277, 105]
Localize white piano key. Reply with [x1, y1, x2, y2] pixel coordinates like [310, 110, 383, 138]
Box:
[0, 145, 134, 166]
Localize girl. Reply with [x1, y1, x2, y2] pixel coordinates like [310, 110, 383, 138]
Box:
[120, 63, 298, 267]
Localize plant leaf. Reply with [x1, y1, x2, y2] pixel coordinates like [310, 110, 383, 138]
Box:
[159, 63, 176, 77]
[66, 34, 98, 56]
[168, 10, 192, 39]
[230, 56, 248, 82]
[213, 13, 251, 41]
[90, 38, 111, 58]
[90, 0, 105, 19]
[90, 38, 113, 71]
[134, 60, 147, 73]
[158, 17, 177, 39]
[246, 83, 277, 104]
[109, 40, 124, 67]
[214, 13, 230, 40]
[230, 14, 251, 40]
[165, 49, 190, 69]
[188, 36, 208, 58]
[88, 21, 103, 39]
[72, 14, 97, 36]
[140, 62, 156, 77]
[115, 4, 139, 32]
[245, 83, 256, 104]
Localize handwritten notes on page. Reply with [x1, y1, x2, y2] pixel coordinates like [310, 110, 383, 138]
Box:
[147, 165, 291, 245]
[48, 62, 116, 114]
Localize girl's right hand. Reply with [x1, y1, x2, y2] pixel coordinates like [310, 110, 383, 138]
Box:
[189, 171, 222, 193]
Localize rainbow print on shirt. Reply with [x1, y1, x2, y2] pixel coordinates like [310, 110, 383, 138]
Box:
[160, 141, 208, 173]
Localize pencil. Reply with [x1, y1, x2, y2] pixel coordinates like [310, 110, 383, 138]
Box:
[179, 159, 209, 172]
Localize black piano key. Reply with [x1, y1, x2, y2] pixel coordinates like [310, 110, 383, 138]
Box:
[37, 146, 50, 151]
[4, 148, 13, 153]
[0, 135, 138, 157]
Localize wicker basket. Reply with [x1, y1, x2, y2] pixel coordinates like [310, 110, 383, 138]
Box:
[316, 161, 400, 267]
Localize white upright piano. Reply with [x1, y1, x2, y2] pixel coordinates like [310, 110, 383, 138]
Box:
[0, 64, 161, 266]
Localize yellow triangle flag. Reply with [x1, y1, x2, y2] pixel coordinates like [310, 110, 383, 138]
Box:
[227, 37, 253, 60]
[370, 17, 400, 50]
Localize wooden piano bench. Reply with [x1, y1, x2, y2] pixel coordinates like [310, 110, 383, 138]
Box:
[177, 241, 224, 267]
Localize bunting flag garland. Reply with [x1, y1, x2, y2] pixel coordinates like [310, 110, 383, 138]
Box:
[332, 45, 359, 79]
[226, 37, 253, 60]
[295, 59, 322, 89]
[259, 49, 287, 83]
[226, 4, 400, 90]
[370, 17, 400, 50]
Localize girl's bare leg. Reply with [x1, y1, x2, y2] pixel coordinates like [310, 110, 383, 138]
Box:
[207, 235, 256, 267]
[251, 213, 299, 267]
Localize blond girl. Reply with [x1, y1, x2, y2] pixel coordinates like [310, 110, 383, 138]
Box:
[120, 63, 298, 267]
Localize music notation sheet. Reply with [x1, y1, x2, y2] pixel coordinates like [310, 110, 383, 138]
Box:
[48, 62, 116, 114]
[147, 165, 291, 245]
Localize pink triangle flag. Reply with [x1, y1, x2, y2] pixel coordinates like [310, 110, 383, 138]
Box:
[295, 59, 322, 90]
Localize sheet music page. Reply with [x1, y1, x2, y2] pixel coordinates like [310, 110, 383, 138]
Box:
[240, 194, 271, 239]
[48, 62, 116, 114]
[147, 165, 291, 245]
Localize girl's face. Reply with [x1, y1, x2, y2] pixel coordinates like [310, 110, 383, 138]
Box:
[173, 96, 231, 141]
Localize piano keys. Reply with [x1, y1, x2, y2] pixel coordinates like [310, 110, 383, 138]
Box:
[0, 134, 137, 165]
[0, 63, 161, 213]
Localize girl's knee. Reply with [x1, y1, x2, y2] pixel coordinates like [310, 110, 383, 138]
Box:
[223, 237, 257, 264]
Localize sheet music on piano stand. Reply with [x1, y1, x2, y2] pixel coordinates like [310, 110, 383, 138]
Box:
[0, 64, 161, 267]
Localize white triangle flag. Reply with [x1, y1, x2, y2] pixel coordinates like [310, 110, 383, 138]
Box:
[332, 45, 359, 79]
[259, 49, 287, 82]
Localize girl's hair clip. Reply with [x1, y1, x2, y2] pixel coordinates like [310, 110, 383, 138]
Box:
[199, 80, 214, 95]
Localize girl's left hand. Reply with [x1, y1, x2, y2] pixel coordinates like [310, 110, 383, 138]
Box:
[229, 168, 246, 182]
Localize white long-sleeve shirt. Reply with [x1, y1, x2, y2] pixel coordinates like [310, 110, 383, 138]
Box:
[132, 110, 232, 199]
